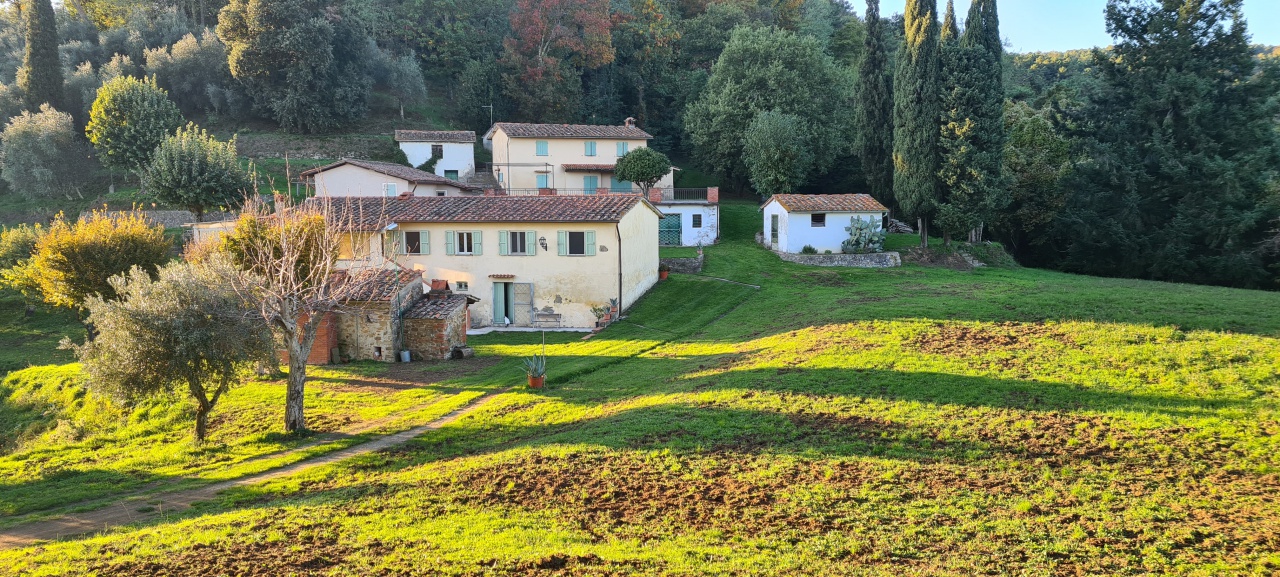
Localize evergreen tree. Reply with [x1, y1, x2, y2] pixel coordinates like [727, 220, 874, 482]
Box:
[1056, 0, 1280, 288]
[940, 0, 958, 42]
[891, 0, 941, 246]
[856, 0, 894, 206]
[17, 0, 63, 111]
[144, 123, 253, 221]
[936, 0, 1007, 242]
[85, 76, 185, 176]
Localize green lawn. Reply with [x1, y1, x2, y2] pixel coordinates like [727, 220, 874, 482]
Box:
[0, 291, 81, 375]
[5, 201, 1280, 575]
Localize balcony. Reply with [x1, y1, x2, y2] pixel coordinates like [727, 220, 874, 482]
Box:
[491, 187, 717, 203]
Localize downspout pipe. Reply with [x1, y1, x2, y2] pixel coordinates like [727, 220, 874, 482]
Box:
[616, 222, 624, 311]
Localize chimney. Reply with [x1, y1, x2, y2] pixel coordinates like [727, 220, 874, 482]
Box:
[428, 279, 452, 299]
[624, 117, 636, 128]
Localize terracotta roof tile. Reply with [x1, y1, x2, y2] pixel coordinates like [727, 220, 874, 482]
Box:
[403, 294, 471, 320]
[334, 269, 421, 302]
[767, 194, 889, 213]
[394, 130, 476, 143]
[306, 195, 651, 230]
[488, 122, 652, 140]
[562, 164, 616, 172]
[300, 159, 479, 190]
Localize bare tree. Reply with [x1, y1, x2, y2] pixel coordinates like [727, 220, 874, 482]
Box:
[220, 195, 393, 433]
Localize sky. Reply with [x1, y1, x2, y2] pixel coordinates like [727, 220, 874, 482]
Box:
[873, 0, 1280, 53]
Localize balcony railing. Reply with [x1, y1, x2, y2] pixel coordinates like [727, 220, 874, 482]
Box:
[492, 187, 715, 203]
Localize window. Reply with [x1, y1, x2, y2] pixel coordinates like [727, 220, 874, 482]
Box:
[616, 142, 628, 157]
[558, 230, 596, 256]
[498, 171, 504, 183]
[584, 141, 597, 156]
[436, 190, 446, 197]
[583, 175, 598, 193]
[692, 214, 703, 228]
[402, 231, 427, 255]
[456, 281, 469, 291]
[500, 230, 535, 255]
[811, 213, 826, 227]
[382, 183, 397, 197]
[536, 174, 549, 189]
[536, 140, 549, 156]
[446, 230, 483, 255]
[431, 144, 443, 158]
[444, 170, 459, 180]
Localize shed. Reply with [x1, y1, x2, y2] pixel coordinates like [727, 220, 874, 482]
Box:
[761, 194, 889, 254]
[402, 280, 480, 360]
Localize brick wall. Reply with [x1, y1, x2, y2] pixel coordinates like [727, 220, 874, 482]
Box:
[403, 303, 469, 360]
[279, 312, 337, 365]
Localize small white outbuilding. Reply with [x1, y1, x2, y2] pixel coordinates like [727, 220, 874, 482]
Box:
[761, 194, 889, 254]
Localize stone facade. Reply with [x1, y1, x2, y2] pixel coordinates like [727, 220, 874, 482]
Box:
[403, 292, 472, 361]
[773, 250, 902, 268]
[660, 253, 704, 274]
[335, 280, 424, 362]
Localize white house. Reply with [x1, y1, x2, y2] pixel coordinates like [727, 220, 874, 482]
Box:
[394, 130, 477, 182]
[762, 194, 889, 253]
[301, 159, 481, 198]
[313, 195, 663, 329]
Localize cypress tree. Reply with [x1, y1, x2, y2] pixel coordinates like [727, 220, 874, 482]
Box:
[17, 0, 63, 111]
[856, 0, 894, 205]
[937, 0, 1007, 242]
[892, 0, 941, 247]
[940, 0, 959, 43]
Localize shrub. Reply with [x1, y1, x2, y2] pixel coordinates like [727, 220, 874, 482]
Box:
[85, 75, 184, 175]
[800, 245, 818, 254]
[25, 210, 172, 309]
[143, 123, 252, 220]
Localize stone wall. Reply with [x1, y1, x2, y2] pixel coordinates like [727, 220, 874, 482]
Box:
[335, 281, 423, 362]
[774, 250, 902, 268]
[404, 304, 469, 361]
[660, 253, 704, 274]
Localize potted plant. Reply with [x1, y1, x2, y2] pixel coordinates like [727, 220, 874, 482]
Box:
[608, 297, 619, 316]
[523, 353, 546, 389]
[591, 305, 610, 327]
[658, 263, 670, 280]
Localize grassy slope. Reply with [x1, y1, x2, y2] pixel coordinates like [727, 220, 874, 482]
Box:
[0, 292, 81, 375]
[6, 201, 1280, 575]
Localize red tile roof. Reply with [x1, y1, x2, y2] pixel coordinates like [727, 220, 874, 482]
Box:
[403, 294, 472, 320]
[766, 194, 889, 213]
[394, 130, 476, 143]
[562, 164, 616, 172]
[306, 195, 656, 230]
[486, 122, 652, 140]
[300, 159, 478, 190]
[333, 269, 421, 302]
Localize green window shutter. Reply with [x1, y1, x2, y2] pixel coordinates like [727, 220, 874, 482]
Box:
[472, 230, 483, 255]
[422, 230, 430, 254]
[585, 141, 596, 156]
[536, 174, 549, 188]
[536, 140, 548, 156]
[585, 230, 596, 256]
[583, 175, 598, 192]
[526, 231, 537, 255]
[616, 142, 627, 156]
[498, 230, 509, 256]
[445, 230, 455, 255]
[557, 230, 567, 256]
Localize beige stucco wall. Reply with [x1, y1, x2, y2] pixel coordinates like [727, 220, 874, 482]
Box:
[385, 206, 659, 327]
[490, 129, 673, 192]
[618, 204, 660, 309]
[312, 164, 469, 197]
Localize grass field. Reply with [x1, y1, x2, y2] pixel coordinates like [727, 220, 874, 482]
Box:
[3, 200, 1280, 575]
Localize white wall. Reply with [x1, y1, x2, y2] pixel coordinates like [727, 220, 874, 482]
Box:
[656, 204, 718, 246]
[312, 164, 469, 197]
[762, 201, 789, 251]
[490, 129, 673, 192]
[782, 211, 883, 253]
[617, 205, 660, 309]
[399, 142, 475, 179]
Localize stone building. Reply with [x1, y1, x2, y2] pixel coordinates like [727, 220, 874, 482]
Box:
[334, 270, 424, 362]
[402, 280, 478, 361]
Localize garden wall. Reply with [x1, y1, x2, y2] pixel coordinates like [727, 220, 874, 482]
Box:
[773, 251, 901, 268]
[660, 253, 704, 274]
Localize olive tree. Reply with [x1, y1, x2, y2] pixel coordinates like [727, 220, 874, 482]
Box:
[0, 105, 99, 200]
[613, 146, 670, 197]
[72, 257, 273, 442]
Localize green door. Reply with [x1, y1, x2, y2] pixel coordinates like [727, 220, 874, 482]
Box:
[659, 214, 682, 246]
[493, 282, 506, 324]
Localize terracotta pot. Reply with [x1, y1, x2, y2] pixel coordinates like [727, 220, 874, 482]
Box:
[659, 270, 670, 280]
[528, 375, 545, 389]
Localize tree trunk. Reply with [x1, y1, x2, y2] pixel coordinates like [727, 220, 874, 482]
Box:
[919, 217, 930, 248]
[284, 335, 308, 433]
[194, 403, 209, 442]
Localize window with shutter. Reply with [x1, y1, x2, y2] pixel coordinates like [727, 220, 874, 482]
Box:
[404, 231, 422, 254]
[616, 142, 628, 156]
[583, 175, 598, 193]
[526, 231, 537, 255]
[498, 230, 509, 255]
[536, 174, 549, 188]
[382, 183, 396, 196]
[536, 141, 548, 156]
[692, 214, 702, 228]
[585, 141, 596, 156]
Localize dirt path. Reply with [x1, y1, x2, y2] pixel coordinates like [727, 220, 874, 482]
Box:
[0, 386, 512, 550]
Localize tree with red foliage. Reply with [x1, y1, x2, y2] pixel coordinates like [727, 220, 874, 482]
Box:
[501, 0, 615, 120]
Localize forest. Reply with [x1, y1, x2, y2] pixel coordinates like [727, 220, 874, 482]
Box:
[0, 0, 1276, 288]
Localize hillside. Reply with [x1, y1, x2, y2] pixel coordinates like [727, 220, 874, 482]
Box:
[2, 201, 1280, 574]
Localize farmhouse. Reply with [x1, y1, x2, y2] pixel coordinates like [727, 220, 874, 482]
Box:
[393, 130, 478, 182]
[301, 158, 481, 198]
[484, 119, 719, 247]
[762, 194, 889, 254]
[315, 194, 662, 329]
